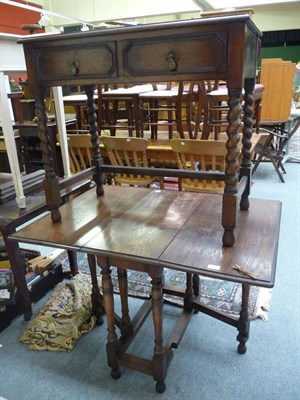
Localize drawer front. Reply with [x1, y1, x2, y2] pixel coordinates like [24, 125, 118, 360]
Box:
[123, 32, 227, 78]
[35, 42, 117, 82]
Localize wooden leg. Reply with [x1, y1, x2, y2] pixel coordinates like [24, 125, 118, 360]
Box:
[222, 193, 237, 247]
[35, 89, 61, 223]
[88, 254, 104, 325]
[184, 273, 193, 310]
[132, 95, 141, 137]
[83, 84, 105, 197]
[67, 250, 78, 275]
[125, 100, 133, 137]
[101, 258, 121, 379]
[236, 283, 250, 354]
[268, 153, 285, 182]
[192, 274, 200, 297]
[192, 274, 200, 314]
[222, 87, 242, 247]
[240, 77, 255, 211]
[5, 236, 32, 320]
[149, 267, 166, 393]
[117, 268, 133, 338]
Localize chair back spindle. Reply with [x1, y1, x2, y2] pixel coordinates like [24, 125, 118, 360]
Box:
[170, 139, 227, 193]
[102, 136, 163, 188]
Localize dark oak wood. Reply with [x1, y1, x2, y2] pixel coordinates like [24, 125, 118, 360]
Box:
[9, 186, 281, 391]
[12, 15, 273, 392]
[18, 14, 262, 246]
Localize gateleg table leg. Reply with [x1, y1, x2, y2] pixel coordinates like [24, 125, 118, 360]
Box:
[87, 253, 104, 325]
[184, 273, 193, 310]
[100, 257, 121, 379]
[149, 266, 167, 393]
[237, 283, 250, 354]
[3, 231, 32, 320]
[117, 268, 133, 338]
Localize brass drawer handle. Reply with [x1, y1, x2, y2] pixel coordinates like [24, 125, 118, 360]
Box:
[165, 51, 180, 71]
[69, 59, 80, 75]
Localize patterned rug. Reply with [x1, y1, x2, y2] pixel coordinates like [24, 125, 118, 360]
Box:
[20, 252, 272, 352]
[60, 251, 271, 322]
[20, 273, 98, 351]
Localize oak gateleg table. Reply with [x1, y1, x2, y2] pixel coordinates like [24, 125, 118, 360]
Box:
[10, 15, 282, 393]
[9, 186, 281, 393]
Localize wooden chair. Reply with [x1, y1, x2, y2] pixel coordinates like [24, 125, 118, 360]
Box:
[170, 139, 228, 193]
[101, 136, 164, 188]
[252, 117, 300, 182]
[201, 80, 264, 140]
[139, 81, 203, 140]
[259, 58, 295, 124]
[97, 84, 153, 137]
[57, 133, 93, 174]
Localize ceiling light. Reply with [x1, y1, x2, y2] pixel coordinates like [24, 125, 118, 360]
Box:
[38, 13, 51, 27]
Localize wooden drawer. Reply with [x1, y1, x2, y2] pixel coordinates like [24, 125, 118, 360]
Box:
[35, 42, 117, 82]
[122, 31, 227, 78]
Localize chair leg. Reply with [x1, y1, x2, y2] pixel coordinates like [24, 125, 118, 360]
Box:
[278, 160, 286, 174]
[159, 177, 164, 189]
[252, 153, 264, 175]
[269, 155, 285, 183]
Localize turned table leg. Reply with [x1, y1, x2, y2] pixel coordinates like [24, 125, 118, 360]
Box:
[237, 283, 250, 354]
[117, 268, 133, 338]
[87, 254, 104, 325]
[5, 236, 32, 320]
[34, 89, 62, 223]
[184, 273, 193, 310]
[222, 87, 242, 247]
[240, 77, 255, 211]
[83, 84, 105, 197]
[150, 267, 167, 393]
[100, 258, 121, 380]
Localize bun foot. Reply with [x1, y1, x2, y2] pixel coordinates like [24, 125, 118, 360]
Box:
[111, 367, 121, 380]
[156, 381, 166, 393]
[222, 229, 235, 247]
[24, 311, 33, 321]
[237, 343, 247, 354]
[96, 315, 104, 326]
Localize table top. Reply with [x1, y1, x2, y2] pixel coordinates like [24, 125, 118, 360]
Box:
[62, 94, 98, 104]
[10, 186, 281, 288]
[102, 84, 154, 96]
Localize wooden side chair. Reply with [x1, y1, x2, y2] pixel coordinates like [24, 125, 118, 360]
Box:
[201, 80, 264, 140]
[57, 133, 93, 174]
[139, 81, 203, 140]
[252, 117, 300, 182]
[97, 84, 153, 137]
[170, 139, 228, 193]
[101, 136, 164, 188]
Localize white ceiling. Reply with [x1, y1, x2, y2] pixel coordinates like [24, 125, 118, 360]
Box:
[24, 0, 300, 24]
[1, 0, 299, 28]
